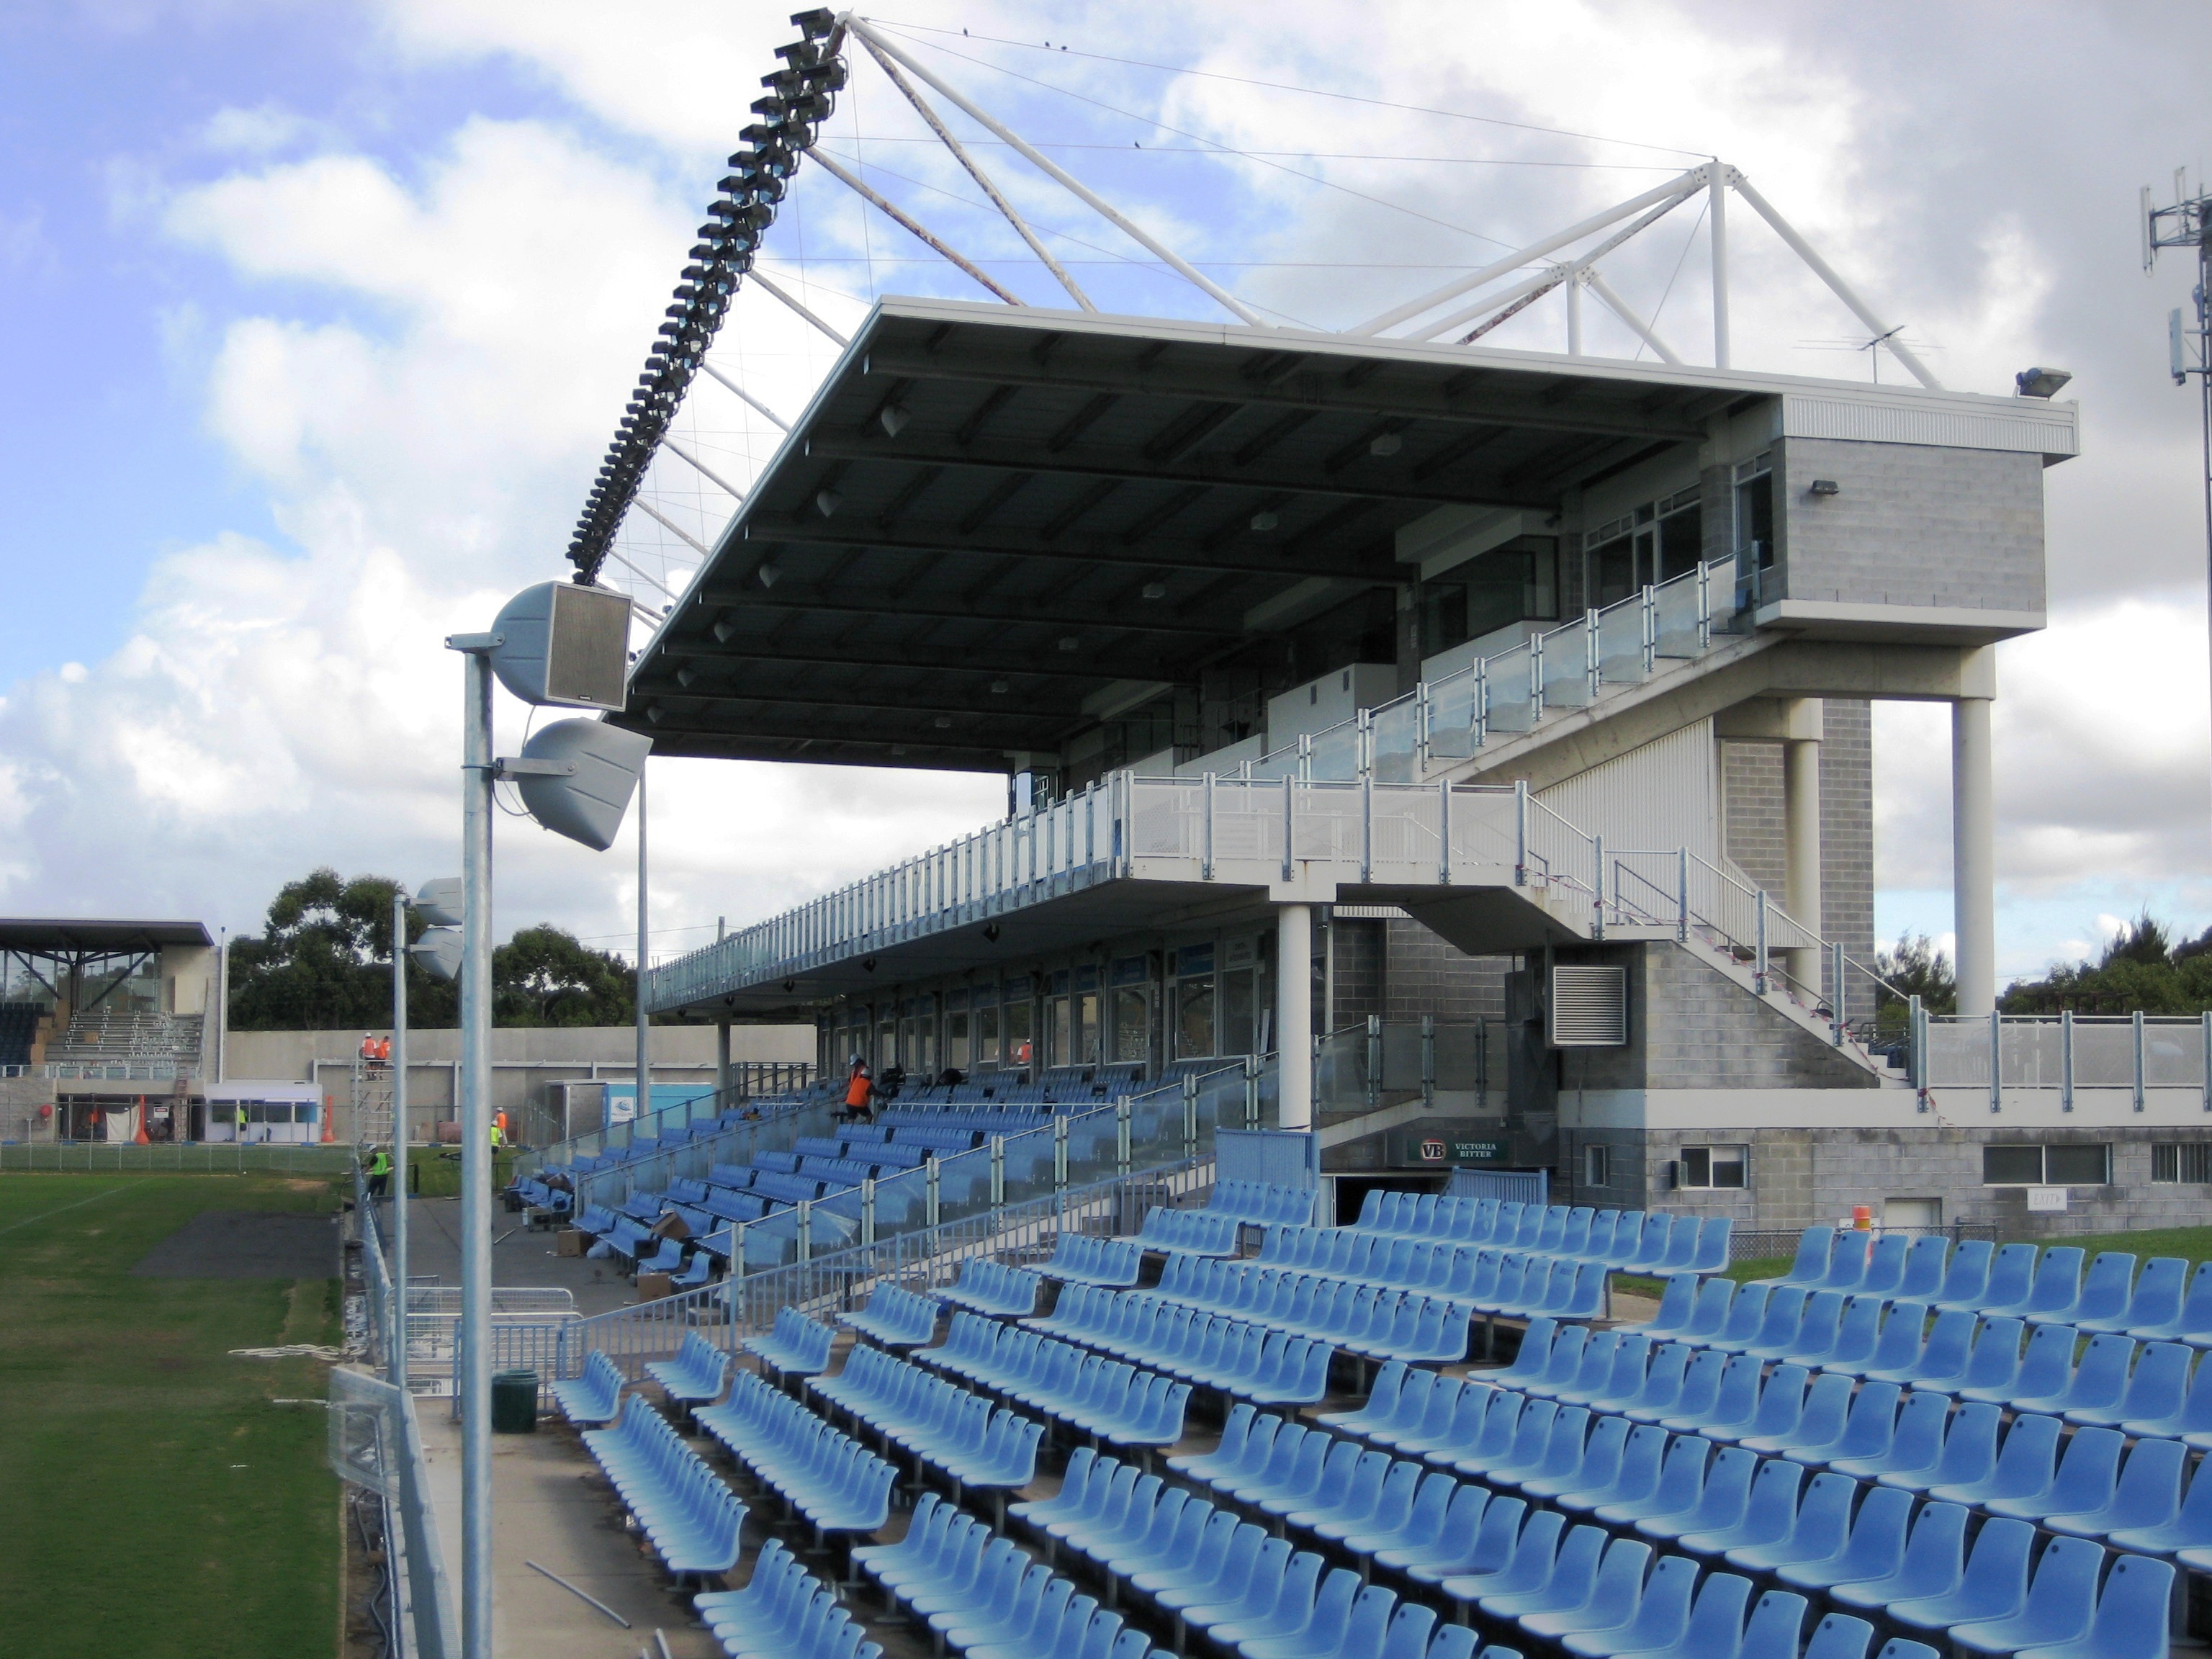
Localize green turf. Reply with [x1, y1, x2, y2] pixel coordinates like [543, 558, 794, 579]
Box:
[403, 1144, 519, 1197]
[0, 1172, 343, 1659]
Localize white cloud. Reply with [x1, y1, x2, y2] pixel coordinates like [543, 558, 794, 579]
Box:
[9, 0, 2212, 979]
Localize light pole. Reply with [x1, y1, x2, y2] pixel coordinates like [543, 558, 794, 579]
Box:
[635, 764, 650, 1128]
[391, 878, 464, 1395]
[443, 581, 647, 1659]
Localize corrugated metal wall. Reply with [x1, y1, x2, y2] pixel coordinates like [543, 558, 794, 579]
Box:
[1534, 718, 1719, 858]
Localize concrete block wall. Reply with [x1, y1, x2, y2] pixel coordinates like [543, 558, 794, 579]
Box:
[1557, 941, 1879, 1094]
[1719, 701, 1876, 1027]
[1380, 914, 1511, 1024]
[1778, 438, 2046, 616]
[1559, 1123, 2212, 1237]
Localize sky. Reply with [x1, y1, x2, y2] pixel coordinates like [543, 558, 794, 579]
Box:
[0, 0, 2208, 984]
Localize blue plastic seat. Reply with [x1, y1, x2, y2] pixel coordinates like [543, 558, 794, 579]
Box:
[1928, 1411, 2062, 1509]
[1827, 1499, 1969, 1612]
[1478, 1521, 1606, 1624]
[1863, 1307, 1971, 1388]
[1857, 1234, 1912, 1298]
[2119, 1443, 2212, 1560]
[1830, 1388, 1947, 1481]
[1492, 1318, 1565, 1388]
[1938, 1316, 2028, 1402]
[1516, 1535, 1654, 1643]
[2129, 1259, 2212, 1345]
[2071, 1340, 2190, 1429]
[1598, 1432, 1709, 1530]
[1895, 1235, 1951, 1300]
[1617, 1344, 1693, 1424]
[1984, 1424, 2122, 1525]
[1929, 1236, 1996, 1311]
[1774, 1480, 1912, 1592]
[1999, 1246, 2087, 1321]
[1887, 1514, 2035, 1635]
[647, 1330, 732, 1408]
[1879, 1398, 2000, 1493]
[551, 1350, 626, 1426]
[1724, 1470, 1856, 1577]
[1731, 1589, 1813, 1659]
[1751, 1226, 1835, 1289]
[1397, 1493, 1521, 1588]
[1439, 1507, 1564, 1606]
[1558, 1423, 1669, 1518]
[1826, 1299, 1924, 1379]
[1653, 1349, 1735, 1431]
[2014, 1552, 2177, 1659]
[2012, 1332, 2134, 1418]
[1631, 1569, 1752, 1659]
[1743, 1290, 1825, 1363]
[1635, 1445, 1755, 1545]
[1743, 1370, 1855, 1457]
[1678, 1452, 1802, 1559]
[1714, 1363, 1810, 1448]
[2046, 1434, 2188, 1542]
[1791, 1295, 1881, 1370]
[2034, 1252, 2137, 1330]
[1783, 1380, 1902, 1471]
[1948, 1534, 2104, 1658]
[2085, 1255, 2185, 1336]
[1558, 1552, 1697, 1658]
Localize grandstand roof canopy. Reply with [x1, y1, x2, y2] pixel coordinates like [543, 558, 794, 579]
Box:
[618, 296, 2070, 774]
[0, 920, 212, 956]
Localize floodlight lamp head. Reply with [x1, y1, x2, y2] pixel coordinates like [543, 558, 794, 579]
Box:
[513, 719, 653, 852]
[2015, 366, 2073, 398]
[487, 581, 633, 710]
[413, 878, 464, 927]
[410, 926, 464, 982]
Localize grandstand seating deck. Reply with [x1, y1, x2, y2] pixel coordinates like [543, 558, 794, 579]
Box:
[532, 1215, 2207, 1659]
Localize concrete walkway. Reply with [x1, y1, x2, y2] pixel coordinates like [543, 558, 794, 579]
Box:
[376, 1195, 636, 1316]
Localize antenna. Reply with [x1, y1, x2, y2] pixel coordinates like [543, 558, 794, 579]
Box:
[2143, 170, 2212, 827]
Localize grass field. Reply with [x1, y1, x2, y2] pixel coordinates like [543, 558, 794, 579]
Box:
[0, 1172, 343, 1659]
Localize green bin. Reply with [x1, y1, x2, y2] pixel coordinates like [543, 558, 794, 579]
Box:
[491, 1369, 539, 1434]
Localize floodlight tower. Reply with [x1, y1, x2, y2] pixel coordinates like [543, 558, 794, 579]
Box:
[2145, 174, 2212, 809]
[444, 582, 648, 1659]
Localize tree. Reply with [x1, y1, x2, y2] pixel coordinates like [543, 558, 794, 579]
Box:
[494, 925, 637, 1026]
[2003, 911, 2212, 1015]
[1870, 932, 1955, 1043]
[227, 868, 648, 1030]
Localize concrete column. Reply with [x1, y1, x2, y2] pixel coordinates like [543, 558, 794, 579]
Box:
[1952, 696, 1996, 1017]
[1783, 703, 1823, 992]
[1277, 903, 1313, 1131]
[715, 1017, 732, 1100]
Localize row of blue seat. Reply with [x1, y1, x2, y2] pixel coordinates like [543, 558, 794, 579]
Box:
[814, 1345, 1046, 1491]
[552, 1350, 629, 1426]
[746, 1308, 835, 1379]
[649, 1331, 734, 1410]
[940, 1258, 1041, 1317]
[1010, 1448, 1511, 1659]
[696, 1373, 896, 1539]
[1022, 1292, 1346, 1403]
[1046, 1277, 1470, 1367]
[582, 1396, 746, 1576]
[1041, 1234, 1144, 1288]
[693, 1538, 882, 1659]
[853, 1491, 1158, 1659]
[1155, 1252, 1596, 1339]
[1131, 1206, 1241, 1256]
[1206, 1179, 1315, 1228]
[922, 1313, 1192, 1447]
[840, 1285, 940, 1348]
[1760, 1232, 2212, 1341]
[1330, 1204, 1733, 1277]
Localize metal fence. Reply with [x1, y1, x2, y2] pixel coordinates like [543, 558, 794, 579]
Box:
[1719, 1221, 2002, 1266]
[344, 1182, 457, 1658]
[0, 1141, 358, 1174]
[540, 1157, 1215, 1382]
[1316, 1017, 1496, 1115]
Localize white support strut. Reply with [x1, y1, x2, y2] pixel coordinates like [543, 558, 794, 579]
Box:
[662, 437, 747, 503]
[1414, 190, 1696, 342]
[1708, 160, 1732, 369]
[1727, 170, 1943, 390]
[632, 500, 713, 563]
[1350, 168, 1706, 336]
[847, 18, 1264, 326]
[1584, 270, 1683, 364]
[855, 32, 1096, 312]
[699, 362, 790, 431]
[748, 269, 850, 347]
[806, 148, 1027, 305]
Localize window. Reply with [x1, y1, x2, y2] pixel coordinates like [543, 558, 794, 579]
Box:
[1984, 1143, 2111, 1185]
[974, 1002, 1000, 1069]
[2154, 1143, 2212, 1183]
[1583, 1143, 1612, 1188]
[1679, 1145, 1748, 1189]
[1419, 536, 1560, 656]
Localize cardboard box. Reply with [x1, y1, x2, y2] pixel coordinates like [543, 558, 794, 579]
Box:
[636, 1272, 674, 1301]
[556, 1229, 586, 1258]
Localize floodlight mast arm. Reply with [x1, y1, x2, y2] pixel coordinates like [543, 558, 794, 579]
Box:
[845, 17, 1266, 326]
[1727, 170, 1943, 390]
[855, 32, 1097, 311]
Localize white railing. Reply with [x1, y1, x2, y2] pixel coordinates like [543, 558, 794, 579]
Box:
[1918, 1010, 2212, 1112]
